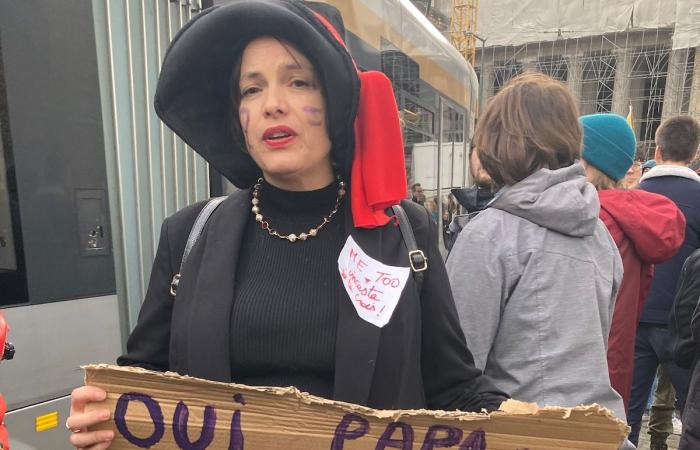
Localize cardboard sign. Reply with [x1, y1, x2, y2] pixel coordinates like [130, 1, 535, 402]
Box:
[84, 365, 629, 449]
[337, 236, 410, 327]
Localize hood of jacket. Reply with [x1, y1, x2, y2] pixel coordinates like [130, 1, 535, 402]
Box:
[490, 163, 600, 237]
[598, 188, 686, 263]
[451, 186, 495, 213]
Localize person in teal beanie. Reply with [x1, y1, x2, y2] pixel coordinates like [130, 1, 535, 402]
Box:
[581, 113, 637, 184]
[580, 113, 687, 450]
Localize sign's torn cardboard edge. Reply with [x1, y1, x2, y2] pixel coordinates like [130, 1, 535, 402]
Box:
[83, 364, 630, 431]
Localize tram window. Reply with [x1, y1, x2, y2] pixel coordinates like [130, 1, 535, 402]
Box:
[438, 103, 466, 257]
[402, 99, 434, 135]
[0, 136, 16, 274]
[0, 5, 115, 305]
[405, 129, 440, 224]
[380, 39, 420, 97]
[0, 37, 28, 305]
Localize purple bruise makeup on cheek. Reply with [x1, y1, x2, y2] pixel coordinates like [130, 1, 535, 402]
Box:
[239, 107, 251, 134]
[303, 105, 323, 127]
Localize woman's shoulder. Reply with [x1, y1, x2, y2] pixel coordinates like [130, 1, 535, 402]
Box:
[164, 190, 248, 237]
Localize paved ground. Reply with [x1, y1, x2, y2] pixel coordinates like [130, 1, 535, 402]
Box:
[637, 416, 681, 449]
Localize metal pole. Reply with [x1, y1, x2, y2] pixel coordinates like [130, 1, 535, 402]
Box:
[479, 37, 486, 115]
[462, 32, 487, 115]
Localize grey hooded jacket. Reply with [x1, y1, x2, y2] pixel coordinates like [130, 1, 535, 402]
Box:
[446, 163, 627, 421]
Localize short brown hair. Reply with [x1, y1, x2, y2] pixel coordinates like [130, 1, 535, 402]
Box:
[474, 72, 582, 187]
[656, 115, 700, 163]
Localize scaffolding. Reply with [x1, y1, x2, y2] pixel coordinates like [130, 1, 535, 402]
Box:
[449, 0, 479, 66]
[477, 26, 698, 155]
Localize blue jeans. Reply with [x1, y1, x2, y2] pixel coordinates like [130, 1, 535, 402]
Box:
[627, 323, 690, 445]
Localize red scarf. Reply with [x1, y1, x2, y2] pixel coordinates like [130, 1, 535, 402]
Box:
[313, 13, 407, 228]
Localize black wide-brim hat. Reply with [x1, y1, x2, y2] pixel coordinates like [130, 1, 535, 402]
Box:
[154, 0, 360, 188]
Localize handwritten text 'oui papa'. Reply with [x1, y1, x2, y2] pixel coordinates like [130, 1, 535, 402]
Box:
[112, 392, 489, 449]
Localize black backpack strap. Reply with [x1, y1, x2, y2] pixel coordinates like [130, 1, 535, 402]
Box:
[391, 204, 427, 292]
[170, 196, 227, 296]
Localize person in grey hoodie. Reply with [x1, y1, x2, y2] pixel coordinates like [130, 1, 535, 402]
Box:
[447, 73, 628, 426]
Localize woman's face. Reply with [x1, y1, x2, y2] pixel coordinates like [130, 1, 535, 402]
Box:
[627, 161, 642, 179]
[238, 37, 333, 190]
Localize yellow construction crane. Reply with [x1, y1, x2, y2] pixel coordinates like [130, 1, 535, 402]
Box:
[450, 0, 479, 66]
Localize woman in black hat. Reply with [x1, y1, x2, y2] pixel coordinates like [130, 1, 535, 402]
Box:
[66, 1, 506, 447]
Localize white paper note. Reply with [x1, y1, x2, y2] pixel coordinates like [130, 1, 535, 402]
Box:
[337, 236, 410, 328]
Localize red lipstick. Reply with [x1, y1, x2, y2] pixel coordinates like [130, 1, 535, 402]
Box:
[262, 125, 297, 149]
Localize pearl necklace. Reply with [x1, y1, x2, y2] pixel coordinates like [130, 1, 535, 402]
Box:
[251, 177, 346, 242]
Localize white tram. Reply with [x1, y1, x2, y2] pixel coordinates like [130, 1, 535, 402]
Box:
[0, 1, 478, 447]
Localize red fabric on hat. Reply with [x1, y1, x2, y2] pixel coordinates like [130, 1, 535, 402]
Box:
[312, 12, 349, 51]
[312, 11, 407, 228]
[351, 71, 407, 228]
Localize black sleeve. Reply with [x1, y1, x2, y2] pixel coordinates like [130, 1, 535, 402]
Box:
[403, 202, 509, 412]
[671, 251, 700, 369]
[117, 201, 206, 371]
[692, 284, 700, 347]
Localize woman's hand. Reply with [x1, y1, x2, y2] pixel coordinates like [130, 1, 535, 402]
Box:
[67, 386, 114, 449]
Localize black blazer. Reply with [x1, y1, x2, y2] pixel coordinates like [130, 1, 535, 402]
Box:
[118, 190, 507, 411]
[679, 261, 700, 449]
[671, 248, 700, 370]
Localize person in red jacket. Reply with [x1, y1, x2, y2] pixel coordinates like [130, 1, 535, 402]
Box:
[0, 311, 14, 450]
[580, 113, 686, 413]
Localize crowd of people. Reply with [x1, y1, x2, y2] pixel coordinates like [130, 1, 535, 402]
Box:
[63, 1, 700, 450]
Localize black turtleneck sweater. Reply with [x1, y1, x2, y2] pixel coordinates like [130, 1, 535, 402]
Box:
[230, 180, 345, 398]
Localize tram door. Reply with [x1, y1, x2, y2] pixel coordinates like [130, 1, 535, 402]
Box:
[0, 3, 122, 448]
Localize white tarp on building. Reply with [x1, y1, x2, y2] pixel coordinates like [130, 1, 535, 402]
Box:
[477, 0, 699, 50]
[672, 0, 700, 49]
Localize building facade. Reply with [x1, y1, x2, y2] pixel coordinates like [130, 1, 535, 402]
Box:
[473, 0, 700, 154]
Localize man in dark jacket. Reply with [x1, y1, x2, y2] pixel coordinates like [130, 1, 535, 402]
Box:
[628, 115, 700, 447]
[444, 147, 496, 251]
[671, 249, 700, 449]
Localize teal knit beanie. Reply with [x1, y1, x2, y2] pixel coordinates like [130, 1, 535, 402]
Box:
[580, 113, 637, 181]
